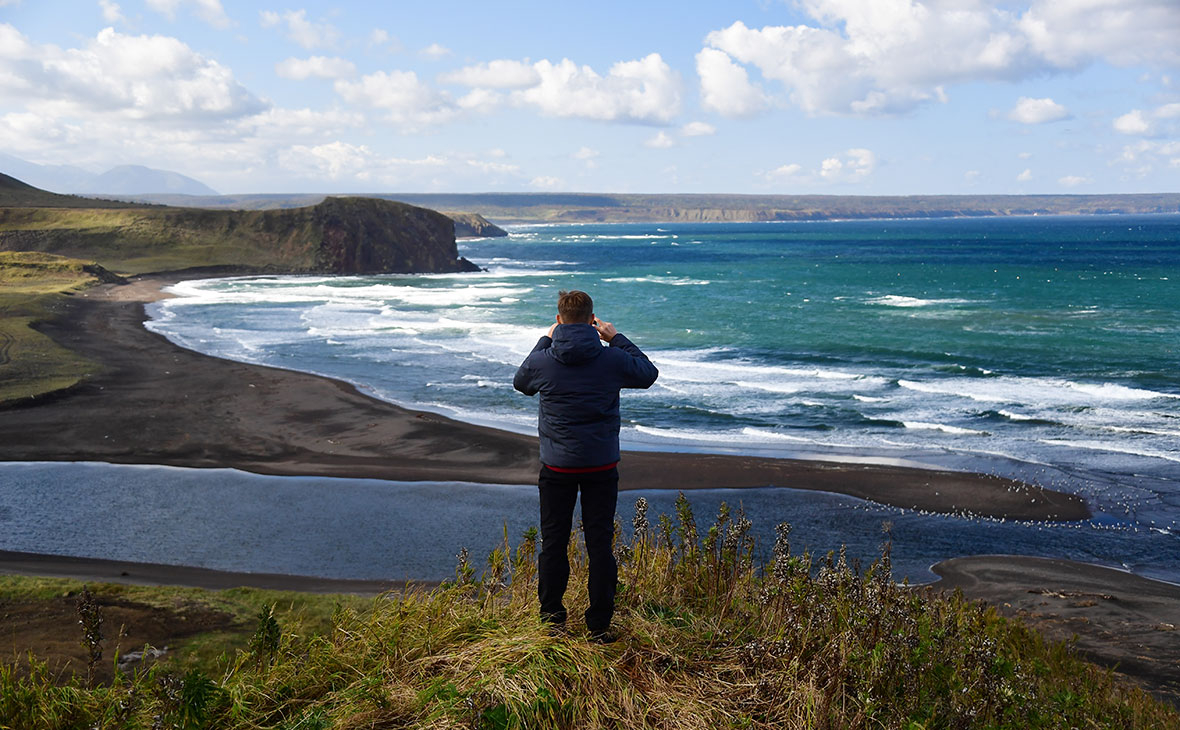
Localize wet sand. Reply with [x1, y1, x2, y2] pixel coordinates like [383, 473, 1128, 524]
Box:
[932, 555, 1180, 707]
[0, 276, 1088, 521]
[0, 549, 414, 594]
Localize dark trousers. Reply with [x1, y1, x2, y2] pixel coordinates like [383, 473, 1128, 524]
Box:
[537, 466, 618, 632]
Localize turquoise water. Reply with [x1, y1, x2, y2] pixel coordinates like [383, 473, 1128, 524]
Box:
[148, 217, 1179, 504]
[6, 216, 1178, 583]
[134, 217, 1180, 579]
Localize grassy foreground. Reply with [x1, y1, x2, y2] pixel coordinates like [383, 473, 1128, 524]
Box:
[3, 497, 1177, 729]
[0, 252, 119, 404]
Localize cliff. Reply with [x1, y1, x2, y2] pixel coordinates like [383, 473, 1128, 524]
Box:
[0, 184, 479, 276]
[313, 197, 480, 274]
[448, 212, 509, 238]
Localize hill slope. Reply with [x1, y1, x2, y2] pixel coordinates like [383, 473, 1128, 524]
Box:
[0, 174, 479, 276]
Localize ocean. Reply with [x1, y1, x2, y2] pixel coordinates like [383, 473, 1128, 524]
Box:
[6, 216, 1177, 584]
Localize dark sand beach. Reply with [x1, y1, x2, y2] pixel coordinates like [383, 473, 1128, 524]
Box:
[0, 276, 1088, 521]
[8, 275, 1180, 704]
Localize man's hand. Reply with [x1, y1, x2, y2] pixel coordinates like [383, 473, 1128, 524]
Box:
[593, 317, 617, 342]
[546, 320, 559, 338]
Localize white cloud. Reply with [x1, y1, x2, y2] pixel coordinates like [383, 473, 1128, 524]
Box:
[238, 107, 363, 139]
[439, 54, 681, 125]
[1058, 175, 1090, 187]
[99, 0, 126, 24]
[530, 175, 562, 190]
[1118, 139, 1180, 174]
[1007, 96, 1070, 124]
[820, 148, 875, 182]
[367, 28, 402, 52]
[275, 56, 355, 80]
[147, 0, 230, 29]
[644, 131, 675, 148]
[273, 143, 510, 188]
[0, 25, 263, 120]
[455, 87, 501, 112]
[439, 60, 540, 89]
[703, 1, 1180, 116]
[1113, 102, 1180, 137]
[260, 9, 339, 50]
[1017, 168, 1033, 182]
[765, 163, 803, 180]
[334, 70, 458, 129]
[1114, 109, 1152, 135]
[696, 47, 768, 118]
[761, 148, 874, 185]
[682, 121, 716, 137]
[465, 158, 520, 176]
[572, 146, 599, 169]
[510, 54, 681, 124]
[420, 43, 452, 60]
[278, 140, 371, 180]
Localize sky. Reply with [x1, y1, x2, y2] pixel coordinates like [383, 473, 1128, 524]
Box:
[1, 0, 1178, 195]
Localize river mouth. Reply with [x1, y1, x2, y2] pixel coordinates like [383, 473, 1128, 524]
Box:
[3, 461, 1176, 585]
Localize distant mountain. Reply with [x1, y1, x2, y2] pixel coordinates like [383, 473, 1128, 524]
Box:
[0, 153, 218, 197]
[0, 153, 94, 194]
[87, 165, 219, 197]
[0, 171, 153, 208]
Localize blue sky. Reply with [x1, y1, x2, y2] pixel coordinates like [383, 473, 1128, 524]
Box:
[1, 0, 1178, 195]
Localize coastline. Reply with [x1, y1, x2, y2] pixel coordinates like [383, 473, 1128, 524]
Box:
[0, 274, 1089, 521]
[4, 276, 1178, 703]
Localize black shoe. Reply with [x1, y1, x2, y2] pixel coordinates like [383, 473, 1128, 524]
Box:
[588, 628, 618, 644]
[546, 622, 567, 637]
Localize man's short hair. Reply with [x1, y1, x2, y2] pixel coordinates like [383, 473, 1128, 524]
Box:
[557, 290, 594, 323]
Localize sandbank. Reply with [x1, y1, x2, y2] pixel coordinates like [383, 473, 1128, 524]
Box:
[0, 275, 1089, 522]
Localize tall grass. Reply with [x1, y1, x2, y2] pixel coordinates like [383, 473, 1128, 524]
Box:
[2, 496, 1175, 729]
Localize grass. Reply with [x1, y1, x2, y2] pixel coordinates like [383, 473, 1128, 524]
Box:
[0, 252, 112, 405]
[2, 497, 1177, 729]
[0, 206, 304, 274]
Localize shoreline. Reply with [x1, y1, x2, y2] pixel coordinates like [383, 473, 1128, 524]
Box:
[0, 274, 1090, 521]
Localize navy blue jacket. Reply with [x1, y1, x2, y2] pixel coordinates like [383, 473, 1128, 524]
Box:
[513, 323, 658, 468]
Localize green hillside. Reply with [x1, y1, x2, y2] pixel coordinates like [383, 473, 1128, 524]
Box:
[0, 252, 123, 404]
[0, 191, 476, 277]
[0, 172, 156, 209]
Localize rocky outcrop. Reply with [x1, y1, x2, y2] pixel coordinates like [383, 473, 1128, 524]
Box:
[447, 212, 509, 239]
[1, 190, 480, 276]
[313, 197, 480, 274]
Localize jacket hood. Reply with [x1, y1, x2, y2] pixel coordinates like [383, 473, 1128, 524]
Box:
[548, 323, 603, 365]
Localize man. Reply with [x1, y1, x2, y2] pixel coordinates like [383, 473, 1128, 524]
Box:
[513, 289, 658, 641]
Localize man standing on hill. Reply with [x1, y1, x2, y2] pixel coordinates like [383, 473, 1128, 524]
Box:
[513, 290, 658, 642]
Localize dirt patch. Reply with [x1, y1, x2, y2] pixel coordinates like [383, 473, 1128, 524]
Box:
[1, 592, 240, 684]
